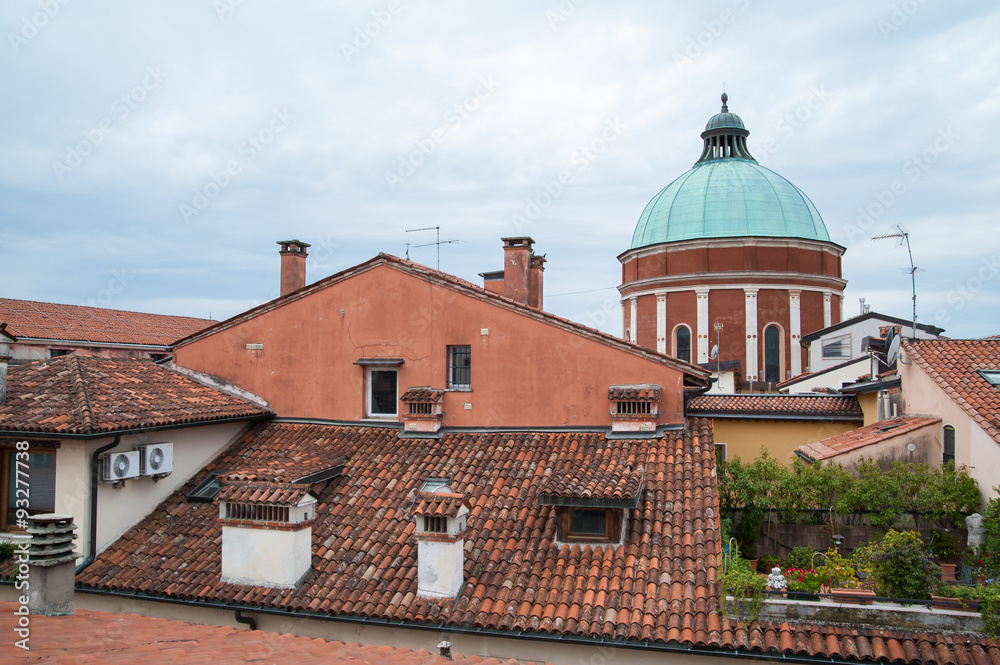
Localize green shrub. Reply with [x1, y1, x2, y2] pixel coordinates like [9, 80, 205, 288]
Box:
[785, 546, 818, 571]
[871, 530, 940, 600]
[979, 488, 1000, 579]
[0, 541, 15, 562]
[926, 529, 959, 560]
[736, 505, 764, 560]
[720, 555, 766, 623]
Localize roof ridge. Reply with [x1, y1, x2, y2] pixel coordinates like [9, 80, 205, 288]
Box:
[68, 355, 96, 434]
[174, 253, 710, 380]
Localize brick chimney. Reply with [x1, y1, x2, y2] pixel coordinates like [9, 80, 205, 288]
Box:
[529, 254, 545, 310]
[0, 323, 15, 405]
[501, 237, 532, 305]
[277, 240, 310, 296]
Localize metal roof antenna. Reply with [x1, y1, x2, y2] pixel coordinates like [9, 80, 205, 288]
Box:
[405, 225, 459, 270]
[871, 225, 920, 340]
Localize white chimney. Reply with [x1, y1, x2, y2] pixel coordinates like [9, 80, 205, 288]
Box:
[0, 323, 15, 405]
[412, 482, 469, 599]
[218, 481, 316, 588]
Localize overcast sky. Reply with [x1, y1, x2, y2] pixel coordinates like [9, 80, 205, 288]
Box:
[2, 1, 997, 339]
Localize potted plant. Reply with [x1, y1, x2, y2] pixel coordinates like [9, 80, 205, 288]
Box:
[784, 568, 824, 601]
[720, 557, 767, 623]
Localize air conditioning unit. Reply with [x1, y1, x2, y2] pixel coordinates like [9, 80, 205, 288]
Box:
[100, 451, 140, 482]
[137, 442, 173, 476]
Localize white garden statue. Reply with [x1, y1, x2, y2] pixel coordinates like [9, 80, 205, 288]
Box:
[767, 567, 787, 591]
[966, 513, 984, 551]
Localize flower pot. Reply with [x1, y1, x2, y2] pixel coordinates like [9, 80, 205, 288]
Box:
[930, 595, 979, 611]
[831, 588, 876, 605]
[938, 563, 958, 582]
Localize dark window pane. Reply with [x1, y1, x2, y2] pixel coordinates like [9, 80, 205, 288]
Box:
[943, 425, 955, 465]
[764, 326, 780, 383]
[676, 327, 691, 363]
[370, 370, 397, 415]
[448, 346, 471, 389]
[5, 451, 55, 528]
[569, 509, 607, 536]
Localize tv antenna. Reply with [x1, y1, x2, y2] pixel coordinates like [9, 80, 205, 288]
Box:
[405, 225, 459, 270]
[872, 225, 919, 340]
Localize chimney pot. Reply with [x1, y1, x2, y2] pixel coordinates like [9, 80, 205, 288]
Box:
[499, 237, 535, 307]
[26, 513, 79, 616]
[277, 240, 311, 296]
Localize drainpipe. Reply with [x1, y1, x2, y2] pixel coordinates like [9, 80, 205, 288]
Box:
[76, 435, 120, 574]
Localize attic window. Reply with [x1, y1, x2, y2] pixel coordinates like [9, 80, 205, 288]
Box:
[409, 402, 434, 415]
[978, 370, 1000, 386]
[187, 472, 226, 502]
[560, 507, 622, 543]
[822, 334, 851, 359]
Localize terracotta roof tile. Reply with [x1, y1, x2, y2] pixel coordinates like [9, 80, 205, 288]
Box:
[73, 417, 1000, 662]
[797, 416, 941, 461]
[413, 491, 467, 517]
[0, 356, 271, 435]
[80, 419, 721, 645]
[216, 480, 312, 506]
[401, 387, 446, 402]
[539, 455, 644, 504]
[0, 297, 212, 346]
[905, 339, 1000, 445]
[608, 384, 661, 401]
[0, 602, 528, 664]
[686, 393, 863, 420]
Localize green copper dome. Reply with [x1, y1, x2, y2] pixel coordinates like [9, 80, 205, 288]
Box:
[631, 94, 830, 249]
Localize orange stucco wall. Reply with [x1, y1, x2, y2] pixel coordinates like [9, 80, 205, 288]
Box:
[175, 263, 689, 428]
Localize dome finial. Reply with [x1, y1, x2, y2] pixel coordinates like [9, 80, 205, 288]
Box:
[720, 92, 729, 112]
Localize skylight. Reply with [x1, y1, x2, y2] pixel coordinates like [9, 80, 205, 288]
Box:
[187, 472, 226, 502]
[979, 369, 1000, 386]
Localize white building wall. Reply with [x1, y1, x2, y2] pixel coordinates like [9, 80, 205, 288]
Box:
[81, 421, 251, 556]
[806, 316, 942, 373]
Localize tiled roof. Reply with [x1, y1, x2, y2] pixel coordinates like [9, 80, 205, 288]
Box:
[686, 394, 863, 420]
[216, 480, 312, 506]
[401, 387, 445, 402]
[76, 419, 1000, 662]
[608, 384, 661, 400]
[796, 416, 941, 462]
[0, 297, 212, 346]
[905, 339, 1000, 444]
[0, 356, 271, 435]
[413, 491, 467, 517]
[539, 453, 644, 504]
[173, 254, 711, 382]
[80, 419, 720, 643]
[0, 602, 532, 664]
